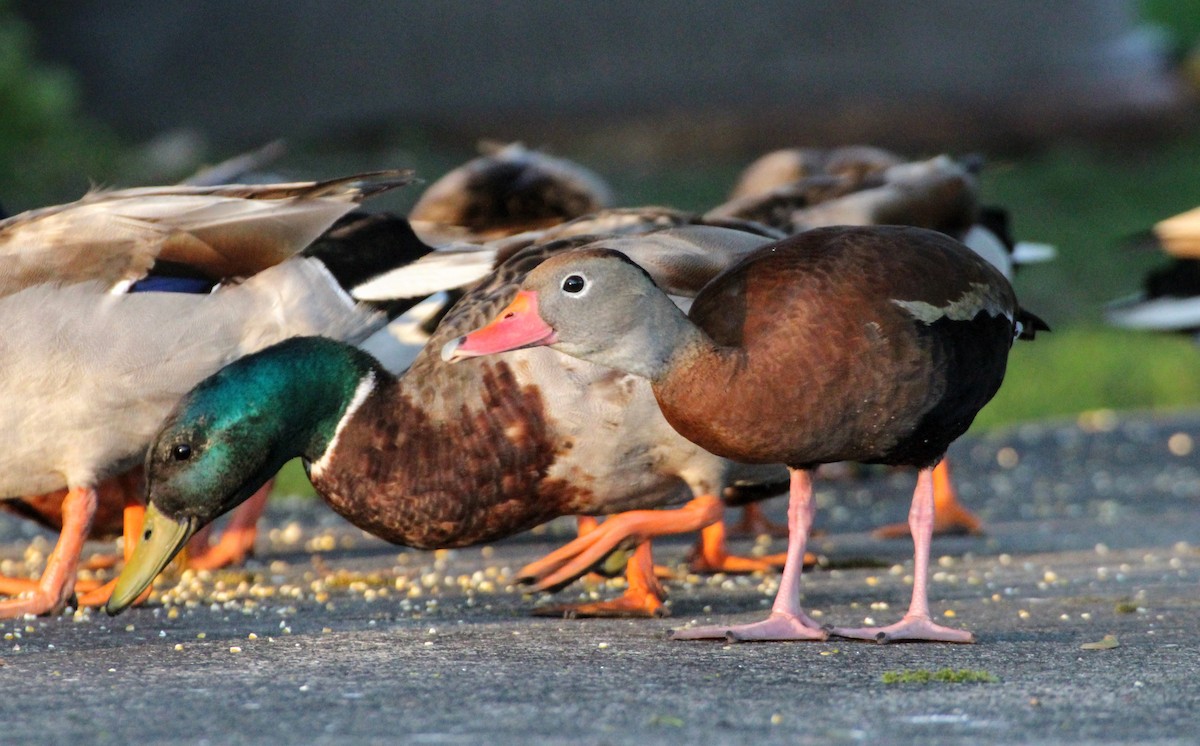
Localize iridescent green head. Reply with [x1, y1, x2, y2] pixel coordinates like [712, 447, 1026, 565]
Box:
[106, 336, 379, 614]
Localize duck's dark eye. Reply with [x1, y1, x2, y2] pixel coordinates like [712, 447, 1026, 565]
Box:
[562, 275, 586, 294]
[171, 444, 193, 461]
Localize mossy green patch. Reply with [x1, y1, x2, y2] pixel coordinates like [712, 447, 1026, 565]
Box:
[881, 668, 999, 684]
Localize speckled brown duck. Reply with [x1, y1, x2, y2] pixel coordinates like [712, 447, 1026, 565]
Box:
[448, 225, 1047, 642]
[104, 225, 791, 617]
[361, 145, 792, 603]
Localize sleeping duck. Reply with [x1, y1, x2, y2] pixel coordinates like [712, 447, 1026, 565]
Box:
[0, 171, 497, 617]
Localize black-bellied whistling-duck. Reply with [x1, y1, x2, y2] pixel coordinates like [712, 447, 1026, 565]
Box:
[709, 148, 1054, 544]
[447, 225, 1046, 642]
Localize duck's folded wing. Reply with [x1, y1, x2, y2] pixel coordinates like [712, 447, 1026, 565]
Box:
[0, 170, 413, 295]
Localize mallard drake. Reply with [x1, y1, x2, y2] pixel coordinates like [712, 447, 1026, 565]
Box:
[105, 224, 791, 617]
[448, 225, 1047, 642]
[0, 171, 500, 617]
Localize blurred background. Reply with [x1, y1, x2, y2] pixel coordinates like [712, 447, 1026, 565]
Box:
[6, 0, 1200, 430]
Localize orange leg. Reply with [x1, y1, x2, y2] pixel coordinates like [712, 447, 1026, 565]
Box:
[532, 541, 667, 618]
[727, 503, 789, 538]
[183, 480, 272, 570]
[0, 575, 105, 595]
[77, 486, 148, 608]
[518, 495, 725, 592]
[0, 486, 97, 618]
[687, 517, 808, 574]
[872, 459, 983, 539]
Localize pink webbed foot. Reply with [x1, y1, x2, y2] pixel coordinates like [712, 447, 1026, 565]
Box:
[832, 614, 975, 644]
[672, 610, 828, 642]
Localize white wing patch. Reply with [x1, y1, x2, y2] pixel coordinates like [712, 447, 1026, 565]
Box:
[892, 282, 1012, 325]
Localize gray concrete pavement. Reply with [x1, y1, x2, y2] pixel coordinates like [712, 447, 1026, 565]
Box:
[1, 410, 1199, 744]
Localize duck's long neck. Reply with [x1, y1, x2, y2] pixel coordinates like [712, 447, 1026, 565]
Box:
[562, 290, 719, 384]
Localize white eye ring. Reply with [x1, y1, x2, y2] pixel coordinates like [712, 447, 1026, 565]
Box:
[561, 273, 588, 296]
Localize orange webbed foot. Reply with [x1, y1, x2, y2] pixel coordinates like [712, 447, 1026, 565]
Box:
[532, 541, 667, 618]
[686, 519, 812, 575]
[0, 486, 98, 618]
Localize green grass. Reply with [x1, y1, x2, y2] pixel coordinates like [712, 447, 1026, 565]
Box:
[975, 326, 1200, 429]
[979, 139, 1200, 326]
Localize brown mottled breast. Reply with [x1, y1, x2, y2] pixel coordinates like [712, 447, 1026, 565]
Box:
[311, 358, 589, 549]
[309, 241, 602, 549]
[657, 226, 1018, 470]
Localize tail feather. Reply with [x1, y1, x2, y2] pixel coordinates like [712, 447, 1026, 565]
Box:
[1016, 308, 1050, 340]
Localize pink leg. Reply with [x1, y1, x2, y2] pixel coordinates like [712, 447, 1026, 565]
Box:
[672, 469, 827, 642]
[833, 466, 975, 643]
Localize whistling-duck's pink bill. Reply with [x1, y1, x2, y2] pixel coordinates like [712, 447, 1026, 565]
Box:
[442, 290, 558, 362]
